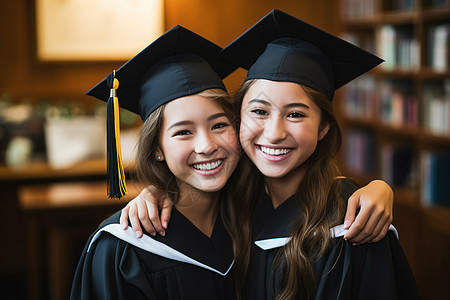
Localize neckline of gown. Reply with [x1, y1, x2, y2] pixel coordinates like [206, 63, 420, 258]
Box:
[252, 193, 300, 241]
[93, 209, 234, 275]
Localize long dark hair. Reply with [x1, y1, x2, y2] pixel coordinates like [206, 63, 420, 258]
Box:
[230, 79, 344, 300]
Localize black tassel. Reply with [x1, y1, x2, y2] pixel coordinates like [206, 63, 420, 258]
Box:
[106, 71, 127, 198]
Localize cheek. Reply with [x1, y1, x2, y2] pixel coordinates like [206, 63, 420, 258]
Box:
[295, 128, 320, 149]
[223, 130, 240, 155]
[160, 138, 188, 166]
[239, 116, 260, 144]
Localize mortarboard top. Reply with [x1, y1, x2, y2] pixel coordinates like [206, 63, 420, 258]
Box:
[222, 9, 383, 101]
[87, 25, 237, 120]
[86, 25, 237, 199]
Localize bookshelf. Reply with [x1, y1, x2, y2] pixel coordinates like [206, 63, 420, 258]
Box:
[337, 0, 450, 298]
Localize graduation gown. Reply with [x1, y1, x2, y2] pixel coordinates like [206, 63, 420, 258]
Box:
[70, 209, 235, 300]
[247, 179, 419, 300]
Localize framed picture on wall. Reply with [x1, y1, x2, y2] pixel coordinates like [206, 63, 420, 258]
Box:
[35, 0, 164, 61]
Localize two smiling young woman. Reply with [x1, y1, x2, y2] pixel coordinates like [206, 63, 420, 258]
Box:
[71, 10, 418, 300]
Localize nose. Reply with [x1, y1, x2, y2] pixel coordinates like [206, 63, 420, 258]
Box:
[264, 116, 287, 143]
[194, 130, 218, 155]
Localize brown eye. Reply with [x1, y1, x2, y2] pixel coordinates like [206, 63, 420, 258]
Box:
[212, 123, 229, 130]
[251, 109, 268, 115]
[173, 130, 191, 136]
[287, 111, 306, 118]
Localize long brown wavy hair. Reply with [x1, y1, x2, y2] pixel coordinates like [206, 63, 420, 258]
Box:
[229, 79, 345, 300]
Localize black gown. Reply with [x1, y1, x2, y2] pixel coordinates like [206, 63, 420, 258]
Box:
[70, 209, 235, 300]
[247, 179, 419, 300]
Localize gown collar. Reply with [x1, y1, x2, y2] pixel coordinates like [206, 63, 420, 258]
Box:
[252, 193, 300, 241]
[88, 209, 234, 276]
[253, 194, 398, 250]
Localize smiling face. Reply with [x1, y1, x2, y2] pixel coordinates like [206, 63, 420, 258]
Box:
[239, 79, 329, 184]
[157, 94, 240, 194]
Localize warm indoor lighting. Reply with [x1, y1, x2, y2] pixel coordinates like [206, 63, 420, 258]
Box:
[35, 0, 164, 61]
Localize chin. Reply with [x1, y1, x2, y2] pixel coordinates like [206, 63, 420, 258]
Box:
[257, 166, 288, 179]
[193, 180, 227, 193]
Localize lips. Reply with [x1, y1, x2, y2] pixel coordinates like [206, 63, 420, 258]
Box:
[260, 146, 292, 156]
[192, 159, 223, 171]
[257, 145, 294, 162]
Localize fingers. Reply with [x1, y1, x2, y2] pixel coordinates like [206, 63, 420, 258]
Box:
[359, 209, 392, 243]
[160, 196, 173, 230]
[146, 195, 165, 237]
[345, 202, 392, 244]
[371, 221, 391, 243]
[344, 191, 360, 229]
[344, 180, 395, 245]
[120, 187, 173, 238]
[128, 202, 146, 238]
[137, 198, 157, 237]
[120, 206, 130, 230]
[344, 203, 372, 243]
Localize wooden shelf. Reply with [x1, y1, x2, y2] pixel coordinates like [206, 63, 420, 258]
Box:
[342, 117, 450, 143]
[418, 68, 450, 79]
[422, 206, 450, 236]
[422, 6, 450, 21]
[0, 158, 106, 181]
[337, 1, 450, 295]
[0, 158, 136, 181]
[19, 180, 141, 210]
[341, 17, 380, 27]
[419, 130, 450, 146]
[393, 186, 420, 207]
[380, 11, 421, 24]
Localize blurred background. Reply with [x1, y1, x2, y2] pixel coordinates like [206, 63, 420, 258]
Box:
[0, 0, 449, 299]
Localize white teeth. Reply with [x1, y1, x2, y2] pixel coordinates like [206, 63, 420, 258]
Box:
[260, 146, 292, 156]
[193, 160, 223, 170]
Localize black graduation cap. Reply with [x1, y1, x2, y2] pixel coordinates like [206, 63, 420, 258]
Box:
[86, 25, 237, 198]
[88, 25, 237, 120]
[222, 9, 383, 101]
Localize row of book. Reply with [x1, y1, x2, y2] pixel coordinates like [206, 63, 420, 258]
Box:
[344, 129, 374, 175]
[341, 32, 376, 56]
[344, 131, 450, 207]
[378, 23, 449, 71]
[422, 151, 450, 207]
[428, 24, 449, 72]
[380, 145, 450, 208]
[340, 0, 376, 19]
[380, 144, 415, 187]
[389, 0, 416, 12]
[379, 80, 418, 128]
[423, 80, 450, 135]
[343, 25, 448, 72]
[378, 25, 420, 70]
[341, 0, 449, 20]
[344, 76, 377, 119]
[343, 77, 449, 135]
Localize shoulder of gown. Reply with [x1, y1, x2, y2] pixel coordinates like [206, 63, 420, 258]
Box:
[315, 231, 420, 300]
[70, 210, 236, 300]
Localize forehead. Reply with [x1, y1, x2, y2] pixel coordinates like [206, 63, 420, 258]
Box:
[163, 94, 226, 121]
[243, 79, 312, 105]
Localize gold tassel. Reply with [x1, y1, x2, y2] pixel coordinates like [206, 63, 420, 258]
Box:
[106, 70, 128, 198]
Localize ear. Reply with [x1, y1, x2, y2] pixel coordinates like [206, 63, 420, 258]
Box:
[318, 123, 330, 141]
[155, 148, 165, 161]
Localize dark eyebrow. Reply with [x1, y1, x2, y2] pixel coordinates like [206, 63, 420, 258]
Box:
[248, 99, 310, 110]
[207, 112, 228, 121]
[168, 113, 228, 130]
[248, 99, 271, 106]
[285, 102, 310, 110]
[168, 120, 194, 130]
